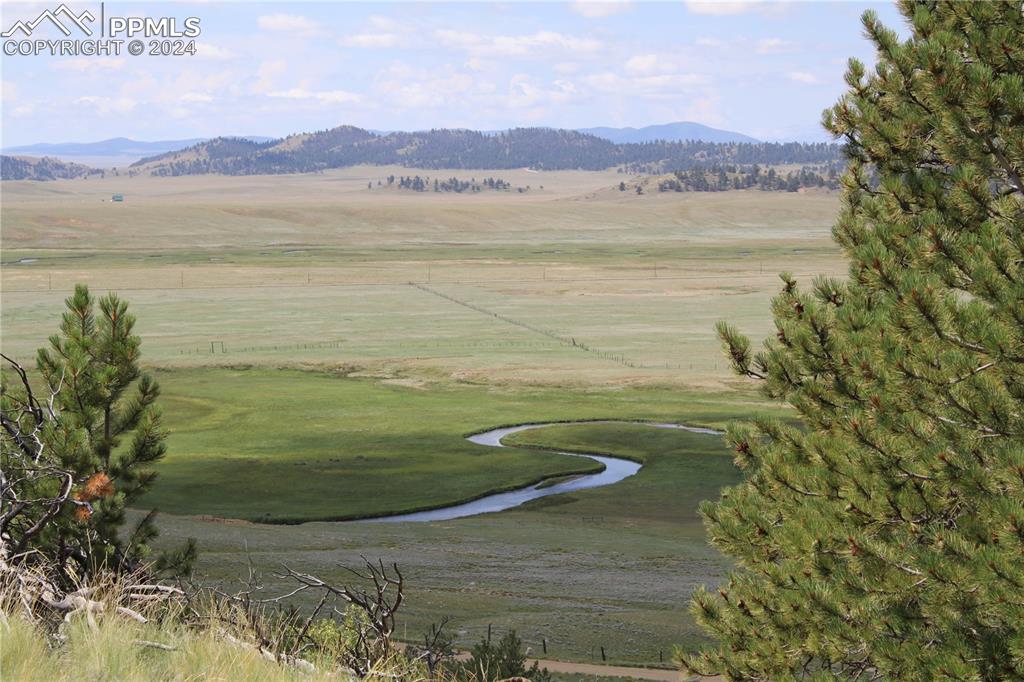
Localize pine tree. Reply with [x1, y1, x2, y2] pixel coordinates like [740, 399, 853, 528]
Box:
[2, 285, 194, 581]
[684, 2, 1024, 678]
[464, 630, 551, 682]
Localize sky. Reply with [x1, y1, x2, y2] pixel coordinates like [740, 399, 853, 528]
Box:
[0, 1, 907, 147]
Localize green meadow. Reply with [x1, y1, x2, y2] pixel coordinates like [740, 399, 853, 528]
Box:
[141, 419, 749, 665]
[1, 167, 840, 665]
[147, 367, 751, 523]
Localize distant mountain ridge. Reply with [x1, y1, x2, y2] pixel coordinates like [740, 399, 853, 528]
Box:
[2, 121, 757, 161]
[2, 136, 274, 159]
[1, 125, 843, 180]
[129, 125, 841, 177]
[578, 121, 759, 144]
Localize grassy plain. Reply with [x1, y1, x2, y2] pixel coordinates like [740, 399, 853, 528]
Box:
[1, 166, 842, 665]
[146, 367, 754, 522]
[1, 167, 843, 387]
[142, 421, 746, 666]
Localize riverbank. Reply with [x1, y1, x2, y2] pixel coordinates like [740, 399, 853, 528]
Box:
[367, 421, 721, 523]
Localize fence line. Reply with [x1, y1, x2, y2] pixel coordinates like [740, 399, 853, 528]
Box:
[2, 266, 845, 295]
[178, 339, 347, 355]
[423, 621, 671, 669]
[173, 336, 705, 371]
[409, 282, 646, 369]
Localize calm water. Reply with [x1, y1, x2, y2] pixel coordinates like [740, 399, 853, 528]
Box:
[363, 421, 721, 523]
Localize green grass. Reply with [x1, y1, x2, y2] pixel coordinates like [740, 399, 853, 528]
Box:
[137, 370, 763, 665]
[504, 422, 739, 526]
[145, 367, 754, 522]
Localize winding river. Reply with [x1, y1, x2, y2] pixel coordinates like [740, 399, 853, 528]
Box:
[364, 421, 722, 523]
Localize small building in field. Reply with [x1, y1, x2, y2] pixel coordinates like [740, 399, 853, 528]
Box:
[112, 194, 124, 202]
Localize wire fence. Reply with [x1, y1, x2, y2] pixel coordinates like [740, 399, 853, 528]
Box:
[2, 261, 844, 295]
[173, 336, 721, 373]
[177, 340, 347, 355]
[410, 282, 645, 369]
[398, 620, 676, 669]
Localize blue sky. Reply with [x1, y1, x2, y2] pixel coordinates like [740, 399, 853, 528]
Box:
[0, 1, 906, 146]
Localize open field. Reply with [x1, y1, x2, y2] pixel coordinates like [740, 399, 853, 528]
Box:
[1, 167, 844, 388]
[2, 167, 841, 667]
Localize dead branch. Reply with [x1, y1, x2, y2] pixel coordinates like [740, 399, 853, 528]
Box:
[408, 617, 455, 680]
[270, 557, 405, 677]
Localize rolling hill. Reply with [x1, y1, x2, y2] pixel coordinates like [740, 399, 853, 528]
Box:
[0, 155, 100, 181]
[130, 125, 840, 177]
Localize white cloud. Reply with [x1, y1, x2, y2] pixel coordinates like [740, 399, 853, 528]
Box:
[464, 57, 493, 72]
[695, 37, 726, 48]
[367, 15, 400, 31]
[252, 59, 287, 94]
[787, 71, 819, 84]
[2, 80, 31, 115]
[624, 54, 668, 76]
[74, 96, 137, 114]
[52, 57, 125, 72]
[554, 62, 581, 75]
[569, 1, 631, 18]
[180, 92, 214, 103]
[257, 14, 320, 35]
[434, 29, 601, 57]
[267, 88, 362, 104]
[678, 94, 724, 126]
[684, 1, 779, 16]
[373, 62, 478, 109]
[507, 75, 578, 108]
[756, 38, 796, 54]
[195, 44, 235, 60]
[584, 71, 707, 98]
[340, 33, 400, 49]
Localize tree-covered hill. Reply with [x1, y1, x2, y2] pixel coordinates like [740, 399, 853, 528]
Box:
[0, 155, 100, 180]
[130, 125, 842, 176]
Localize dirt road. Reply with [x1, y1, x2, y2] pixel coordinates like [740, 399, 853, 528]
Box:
[530, 658, 686, 680]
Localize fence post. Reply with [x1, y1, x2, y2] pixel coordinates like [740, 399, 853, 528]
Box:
[601, 646, 606, 662]
[542, 638, 547, 655]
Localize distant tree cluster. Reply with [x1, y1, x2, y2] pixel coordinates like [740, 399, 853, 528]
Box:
[382, 174, 524, 193]
[658, 163, 842, 193]
[0, 155, 101, 181]
[146, 137, 276, 177]
[133, 127, 845, 177]
[618, 141, 841, 175]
